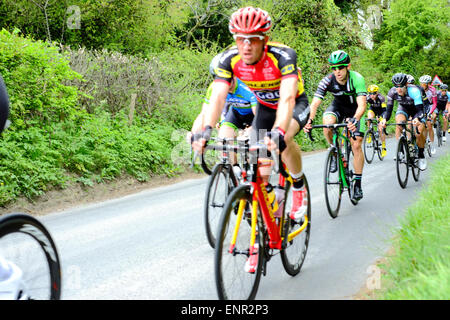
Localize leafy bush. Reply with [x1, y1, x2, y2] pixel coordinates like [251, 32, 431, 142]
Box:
[0, 28, 82, 128]
[64, 46, 167, 117]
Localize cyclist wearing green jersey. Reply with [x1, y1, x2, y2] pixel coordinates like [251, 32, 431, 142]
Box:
[304, 50, 367, 201]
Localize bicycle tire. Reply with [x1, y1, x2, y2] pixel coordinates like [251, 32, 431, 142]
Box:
[215, 184, 263, 300]
[376, 136, 385, 161]
[344, 140, 358, 206]
[396, 137, 409, 189]
[0, 213, 61, 300]
[363, 130, 375, 164]
[280, 176, 311, 276]
[324, 148, 342, 218]
[204, 164, 237, 248]
[436, 120, 442, 147]
[410, 145, 420, 181]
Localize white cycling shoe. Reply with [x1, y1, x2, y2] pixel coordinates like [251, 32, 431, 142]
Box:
[0, 258, 28, 300]
[418, 158, 427, 171]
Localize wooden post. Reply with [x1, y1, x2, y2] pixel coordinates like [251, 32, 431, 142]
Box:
[128, 93, 137, 125]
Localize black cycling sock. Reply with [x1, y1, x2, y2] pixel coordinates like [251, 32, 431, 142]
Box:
[418, 148, 425, 158]
[292, 178, 304, 190]
[354, 174, 362, 188]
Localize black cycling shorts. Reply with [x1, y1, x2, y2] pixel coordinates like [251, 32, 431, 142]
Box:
[221, 107, 254, 130]
[323, 100, 365, 137]
[251, 93, 310, 140]
[367, 106, 384, 118]
[396, 105, 425, 123]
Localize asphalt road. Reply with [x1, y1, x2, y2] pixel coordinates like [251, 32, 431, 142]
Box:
[40, 137, 449, 300]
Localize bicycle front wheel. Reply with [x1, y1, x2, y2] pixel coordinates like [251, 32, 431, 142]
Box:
[324, 148, 342, 218]
[280, 176, 311, 276]
[204, 164, 236, 248]
[215, 184, 263, 300]
[363, 130, 376, 164]
[0, 213, 61, 300]
[396, 137, 409, 189]
[436, 120, 442, 147]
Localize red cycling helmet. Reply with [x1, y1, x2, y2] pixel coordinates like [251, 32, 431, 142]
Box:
[229, 7, 272, 34]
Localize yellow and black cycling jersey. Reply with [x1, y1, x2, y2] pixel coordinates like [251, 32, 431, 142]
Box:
[366, 93, 386, 117]
[213, 42, 304, 109]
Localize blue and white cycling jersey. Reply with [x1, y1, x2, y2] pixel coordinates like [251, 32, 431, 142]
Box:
[205, 78, 257, 116]
[384, 86, 424, 120]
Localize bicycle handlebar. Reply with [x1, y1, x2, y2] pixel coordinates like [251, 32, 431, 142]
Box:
[387, 122, 421, 135]
[307, 123, 356, 142]
[204, 140, 289, 178]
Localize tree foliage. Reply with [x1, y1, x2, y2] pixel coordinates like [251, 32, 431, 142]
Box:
[369, 0, 449, 85]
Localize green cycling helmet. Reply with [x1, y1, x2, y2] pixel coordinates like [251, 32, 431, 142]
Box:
[328, 50, 351, 66]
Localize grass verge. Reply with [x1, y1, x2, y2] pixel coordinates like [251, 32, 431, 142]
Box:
[375, 152, 450, 299]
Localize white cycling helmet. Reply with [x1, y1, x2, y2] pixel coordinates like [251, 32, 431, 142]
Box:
[419, 75, 432, 84]
[406, 74, 415, 84]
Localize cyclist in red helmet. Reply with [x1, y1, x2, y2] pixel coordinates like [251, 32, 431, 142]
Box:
[192, 7, 310, 228]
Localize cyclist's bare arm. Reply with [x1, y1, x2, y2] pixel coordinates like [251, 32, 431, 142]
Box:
[274, 77, 298, 132]
[303, 97, 322, 132]
[204, 81, 229, 129]
[192, 81, 229, 152]
[354, 96, 367, 121]
[191, 103, 208, 132]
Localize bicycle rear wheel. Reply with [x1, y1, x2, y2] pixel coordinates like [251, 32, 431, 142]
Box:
[204, 164, 237, 248]
[0, 213, 61, 300]
[324, 148, 342, 218]
[215, 184, 263, 300]
[410, 144, 420, 181]
[280, 176, 311, 276]
[363, 130, 376, 164]
[396, 137, 409, 189]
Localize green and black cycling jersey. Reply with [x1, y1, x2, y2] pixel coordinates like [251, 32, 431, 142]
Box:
[314, 71, 367, 110]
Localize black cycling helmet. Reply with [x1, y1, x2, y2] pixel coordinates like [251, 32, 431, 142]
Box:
[441, 84, 448, 90]
[0, 75, 10, 134]
[328, 50, 351, 67]
[392, 73, 408, 87]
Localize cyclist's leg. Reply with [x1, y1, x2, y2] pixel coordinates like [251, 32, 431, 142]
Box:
[283, 94, 310, 219]
[395, 109, 408, 141]
[322, 102, 339, 146]
[283, 94, 310, 177]
[250, 104, 276, 183]
[414, 117, 426, 149]
[443, 111, 448, 137]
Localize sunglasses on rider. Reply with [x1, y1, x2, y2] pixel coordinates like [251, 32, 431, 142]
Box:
[330, 65, 347, 71]
[233, 34, 265, 45]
